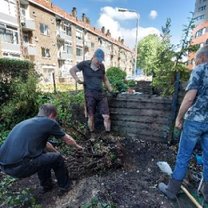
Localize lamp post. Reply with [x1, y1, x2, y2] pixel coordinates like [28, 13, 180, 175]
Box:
[117, 8, 139, 75]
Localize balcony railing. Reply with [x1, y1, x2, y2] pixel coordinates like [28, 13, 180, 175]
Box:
[57, 30, 72, 42]
[1, 42, 20, 54]
[58, 51, 68, 60]
[23, 44, 36, 56]
[21, 18, 35, 31]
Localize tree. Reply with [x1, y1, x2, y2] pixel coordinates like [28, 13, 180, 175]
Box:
[137, 34, 161, 76]
[137, 17, 194, 95]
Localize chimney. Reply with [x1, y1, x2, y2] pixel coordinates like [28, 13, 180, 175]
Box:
[82, 13, 86, 22]
[106, 29, 111, 37]
[72, 7, 77, 18]
[101, 26, 105, 34]
[118, 36, 121, 42]
[121, 39, 124, 44]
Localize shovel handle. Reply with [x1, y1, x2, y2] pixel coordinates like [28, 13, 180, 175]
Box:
[181, 185, 202, 208]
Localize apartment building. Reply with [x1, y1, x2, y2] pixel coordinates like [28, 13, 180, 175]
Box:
[188, 0, 208, 68]
[0, 0, 21, 58]
[0, 0, 134, 83]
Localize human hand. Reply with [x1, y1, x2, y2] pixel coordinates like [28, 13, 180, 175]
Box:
[77, 79, 84, 84]
[76, 144, 84, 150]
[175, 117, 183, 130]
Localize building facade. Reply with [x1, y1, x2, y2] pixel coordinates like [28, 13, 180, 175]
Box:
[188, 0, 208, 68]
[0, 0, 21, 58]
[0, 0, 134, 84]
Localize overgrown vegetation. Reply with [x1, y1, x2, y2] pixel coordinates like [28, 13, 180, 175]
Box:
[106, 67, 128, 92]
[0, 175, 41, 208]
[137, 16, 195, 95]
[0, 58, 86, 207]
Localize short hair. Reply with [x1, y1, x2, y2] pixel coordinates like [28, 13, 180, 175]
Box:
[38, 103, 57, 117]
[195, 45, 208, 60]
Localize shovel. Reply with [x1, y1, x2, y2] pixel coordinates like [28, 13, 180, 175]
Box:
[157, 161, 202, 208]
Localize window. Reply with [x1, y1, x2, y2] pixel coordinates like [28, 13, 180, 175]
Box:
[198, 5, 206, 11]
[40, 23, 49, 35]
[194, 15, 205, 21]
[195, 27, 207, 37]
[0, 26, 19, 44]
[91, 42, 95, 49]
[76, 30, 82, 40]
[64, 43, 72, 55]
[41, 47, 50, 57]
[64, 23, 71, 36]
[76, 46, 83, 56]
[0, 0, 16, 17]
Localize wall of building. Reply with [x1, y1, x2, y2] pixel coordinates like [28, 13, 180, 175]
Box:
[188, 0, 208, 69]
[0, 0, 21, 58]
[0, 0, 134, 84]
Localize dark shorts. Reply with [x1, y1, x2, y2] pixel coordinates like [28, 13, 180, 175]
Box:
[85, 91, 109, 116]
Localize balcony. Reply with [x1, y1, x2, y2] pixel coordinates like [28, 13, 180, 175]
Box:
[0, 12, 18, 25]
[57, 30, 72, 42]
[1, 42, 20, 54]
[76, 39, 83, 46]
[58, 51, 68, 60]
[23, 44, 36, 56]
[21, 18, 35, 31]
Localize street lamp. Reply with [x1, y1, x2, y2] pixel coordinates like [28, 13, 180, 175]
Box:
[117, 8, 139, 75]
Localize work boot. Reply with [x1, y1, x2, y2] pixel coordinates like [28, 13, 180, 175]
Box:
[158, 178, 182, 199]
[202, 182, 208, 205]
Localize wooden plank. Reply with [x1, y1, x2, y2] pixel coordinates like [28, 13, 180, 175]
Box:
[111, 94, 172, 104]
[111, 114, 170, 124]
[110, 107, 172, 117]
[112, 120, 170, 132]
[109, 101, 171, 111]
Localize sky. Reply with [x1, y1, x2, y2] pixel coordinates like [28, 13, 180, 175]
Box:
[52, 0, 195, 49]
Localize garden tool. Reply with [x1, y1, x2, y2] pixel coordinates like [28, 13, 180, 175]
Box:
[157, 161, 202, 208]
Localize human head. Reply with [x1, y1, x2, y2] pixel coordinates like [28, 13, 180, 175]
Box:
[195, 45, 208, 66]
[92, 48, 105, 65]
[38, 103, 57, 119]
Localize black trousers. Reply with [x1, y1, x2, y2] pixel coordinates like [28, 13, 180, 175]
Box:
[1, 152, 70, 189]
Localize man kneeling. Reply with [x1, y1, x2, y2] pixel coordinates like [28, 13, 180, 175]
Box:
[0, 103, 83, 194]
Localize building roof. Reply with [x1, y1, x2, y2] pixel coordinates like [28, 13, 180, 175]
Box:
[29, 0, 133, 52]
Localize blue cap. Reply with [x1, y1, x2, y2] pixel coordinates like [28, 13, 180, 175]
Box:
[94, 48, 105, 63]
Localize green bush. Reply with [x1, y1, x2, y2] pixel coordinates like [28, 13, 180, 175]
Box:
[0, 72, 39, 130]
[106, 67, 127, 92]
[0, 58, 35, 105]
[127, 80, 136, 88]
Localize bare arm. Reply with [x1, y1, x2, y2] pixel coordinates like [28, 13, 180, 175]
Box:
[70, 66, 83, 84]
[61, 134, 83, 150]
[45, 142, 59, 153]
[175, 89, 197, 129]
[103, 74, 113, 92]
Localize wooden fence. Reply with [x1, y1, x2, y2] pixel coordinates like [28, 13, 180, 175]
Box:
[109, 93, 173, 143]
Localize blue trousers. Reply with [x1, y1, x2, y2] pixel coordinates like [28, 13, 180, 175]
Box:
[1, 152, 70, 189]
[172, 120, 208, 182]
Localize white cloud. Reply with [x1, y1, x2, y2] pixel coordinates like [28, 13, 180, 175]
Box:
[149, 10, 158, 20]
[97, 7, 160, 49]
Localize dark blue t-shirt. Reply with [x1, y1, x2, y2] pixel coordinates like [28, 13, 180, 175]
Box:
[0, 116, 65, 165]
[77, 60, 105, 92]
